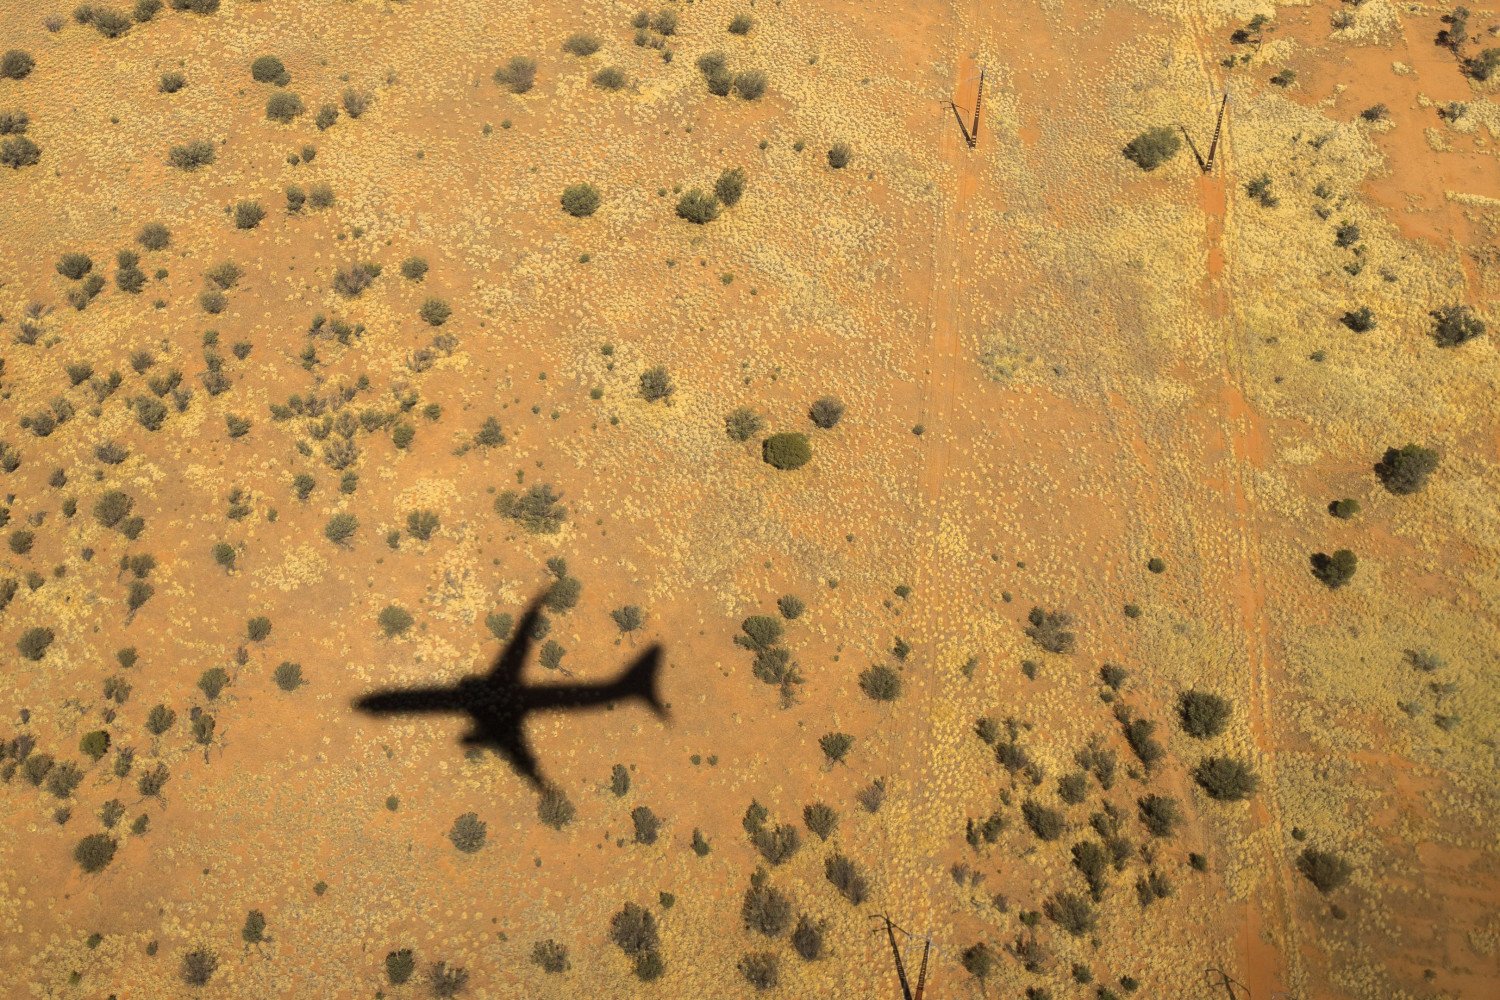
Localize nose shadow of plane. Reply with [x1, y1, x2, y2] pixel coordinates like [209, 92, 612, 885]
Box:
[353, 594, 667, 788]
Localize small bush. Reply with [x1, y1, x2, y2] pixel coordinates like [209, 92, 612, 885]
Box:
[1297, 847, 1352, 894]
[448, 812, 487, 853]
[639, 366, 675, 402]
[676, 188, 720, 224]
[1329, 498, 1360, 519]
[58, 253, 94, 280]
[419, 298, 451, 326]
[714, 167, 747, 208]
[233, 201, 265, 230]
[75, 833, 118, 873]
[809, 396, 844, 428]
[342, 89, 370, 118]
[0, 135, 40, 169]
[1025, 606, 1075, 653]
[729, 13, 754, 35]
[740, 952, 778, 990]
[1138, 794, 1181, 837]
[1, 51, 35, 81]
[733, 69, 767, 100]
[631, 805, 662, 844]
[1431, 304, 1485, 347]
[1194, 755, 1259, 801]
[531, 939, 570, 973]
[399, 256, 428, 281]
[762, 432, 811, 470]
[385, 949, 415, 986]
[265, 91, 305, 123]
[169, 140, 216, 170]
[725, 407, 764, 441]
[158, 70, 187, 93]
[1375, 444, 1438, 495]
[1311, 549, 1358, 589]
[1022, 800, 1065, 841]
[137, 222, 170, 251]
[611, 605, 645, 633]
[1123, 127, 1180, 171]
[1178, 690, 1231, 738]
[804, 802, 837, 839]
[180, 949, 218, 988]
[274, 661, 304, 691]
[1341, 307, 1376, 332]
[858, 664, 901, 701]
[378, 605, 414, 637]
[493, 56, 537, 94]
[315, 104, 338, 130]
[825, 853, 869, 904]
[563, 33, 602, 56]
[609, 902, 659, 957]
[827, 142, 852, 169]
[1044, 891, 1096, 936]
[324, 513, 358, 545]
[538, 785, 576, 829]
[561, 183, 601, 217]
[251, 55, 288, 85]
[592, 66, 628, 90]
[495, 483, 566, 533]
[18, 626, 54, 661]
[0, 110, 27, 135]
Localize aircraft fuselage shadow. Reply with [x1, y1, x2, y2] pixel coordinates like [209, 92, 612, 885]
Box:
[354, 596, 667, 787]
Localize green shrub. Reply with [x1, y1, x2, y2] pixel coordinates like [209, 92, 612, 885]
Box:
[1122, 127, 1180, 171]
[495, 483, 566, 533]
[1194, 755, 1259, 800]
[827, 142, 852, 169]
[0, 110, 26, 135]
[1468, 47, 1500, 81]
[448, 812, 487, 852]
[1375, 444, 1438, 495]
[1311, 549, 1357, 589]
[742, 877, 793, 934]
[250, 55, 289, 85]
[531, 939, 570, 973]
[591, 66, 627, 90]
[825, 853, 868, 904]
[1341, 307, 1376, 332]
[777, 595, 805, 620]
[74, 833, 118, 873]
[632, 805, 662, 844]
[145, 704, 175, 735]
[1025, 606, 1075, 653]
[563, 33, 602, 56]
[265, 91, 304, 123]
[1022, 800, 1065, 840]
[715, 167, 747, 207]
[537, 785, 575, 829]
[385, 949, 415, 985]
[340, 88, 371, 119]
[1044, 891, 1096, 936]
[858, 664, 901, 701]
[732, 69, 767, 100]
[18, 626, 53, 661]
[1297, 847, 1352, 893]
[400, 256, 428, 281]
[494, 56, 537, 94]
[725, 406, 763, 441]
[808, 396, 844, 428]
[315, 104, 338, 130]
[180, 949, 218, 988]
[739, 951, 778, 990]
[1178, 690, 1231, 737]
[1137, 794, 1181, 837]
[137, 223, 171, 251]
[729, 13, 754, 34]
[611, 605, 645, 633]
[561, 183, 601, 217]
[80, 729, 111, 761]
[675, 188, 720, 224]
[198, 666, 229, 700]
[1, 135, 41, 168]
[274, 661, 304, 691]
[233, 201, 265, 230]
[135, 0, 163, 21]
[324, 513, 358, 545]
[1328, 498, 1360, 519]
[639, 366, 674, 401]
[58, 253, 93, 280]
[762, 432, 811, 470]
[168, 140, 216, 170]
[1, 51, 35, 80]
[419, 298, 451, 326]
[1431, 304, 1485, 347]
[377, 604, 414, 638]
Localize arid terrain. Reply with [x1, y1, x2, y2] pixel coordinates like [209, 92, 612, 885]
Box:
[1, 0, 1497, 997]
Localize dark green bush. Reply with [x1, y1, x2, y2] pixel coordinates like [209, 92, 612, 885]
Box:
[631, 805, 661, 844]
[825, 853, 868, 904]
[1431, 304, 1485, 347]
[1328, 498, 1360, 519]
[531, 939, 569, 973]
[611, 605, 645, 633]
[561, 183, 601, 217]
[494, 56, 537, 93]
[1025, 606, 1075, 653]
[233, 201, 265, 230]
[725, 406, 763, 441]
[827, 142, 852, 169]
[729, 13, 754, 34]
[74, 833, 117, 873]
[1194, 755, 1259, 801]
[315, 104, 338, 130]
[809, 396, 844, 428]
[715, 168, 747, 208]
[1297, 847, 1352, 894]
[538, 785, 575, 829]
[168, 140, 215, 170]
[495, 483, 566, 533]
[1, 51, 35, 81]
[400, 256, 428, 281]
[324, 513, 358, 545]
[57, 253, 93, 280]
[1375, 444, 1438, 494]
[378, 605, 413, 637]
[762, 432, 811, 470]
[137, 222, 170, 250]
[591, 66, 627, 90]
[1045, 891, 1096, 936]
[676, 189, 719, 224]
[639, 366, 674, 402]
[1137, 794, 1181, 837]
[448, 812, 487, 852]
[1122, 127, 1180, 171]
[1178, 690, 1231, 737]
[0, 135, 40, 168]
[563, 33, 602, 56]
[1341, 307, 1375, 332]
[274, 661, 303, 691]
[180, 949, 217, 987]
[135, 0, 162, 21]
[384, 949, 415, 985]
[1022, 800, 1065, 840]
[265, 91, 304, 123]
[1311, 549, 1357, 589]
[250, 55, 289, 85]
[858, 664, 901, 701]
[18, 626, 54, 661]
[609, 902, 659, 957]
[739, 951, 778, 990]
[419, 298, 451, 326]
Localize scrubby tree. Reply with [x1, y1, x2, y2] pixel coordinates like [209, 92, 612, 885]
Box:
[324, 513, 358, 545]
[1178, 690, 1231, 738]
[17, 626, 53, 661]
[538, 785, 576, 830]
[1297, 847, 1352, 894]
[494, 56, 537, 93]
[639, 366, 674, 402]
[531, 939, 570, 973]
[1375, 444, 1438, 494]
[385, 949, 415, 985]
[715, 167, 746, 207]
[1431, 304, 1485, 347]
[809, 397, 845, 429]
[827, 142, 852, 169]
[448, 812, 487, 853]
[265, 91, 305, 123]
[1195, 755, 1259, 801]
[1311, 549, 1358, 589]
[675, 189, 720, 224]
[1025, 606, 1075, 654]
[181, 948, 218, 987]
[1, 50, 35, 80]
[561, 183, 601, 217]
[762, 432, 811, 470]
[611, 605, 645, 634]
[725, 407, 764, 441]
[1123, 127, 1180, 170]
[250, 55, 289, 85]
[858, 664, 901, 701]
[73, 833, 117, 872]
[378, 605, 414, 637]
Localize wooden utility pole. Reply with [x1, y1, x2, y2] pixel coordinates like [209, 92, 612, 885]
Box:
[871, 914, 932, 1000]
[969, 66, 985, 148]
[1180, 91, 1229, 174]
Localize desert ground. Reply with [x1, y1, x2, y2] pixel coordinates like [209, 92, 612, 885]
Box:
[0, 0, 1497, 997]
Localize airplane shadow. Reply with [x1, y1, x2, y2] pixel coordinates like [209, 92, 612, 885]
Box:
[354, 595, 667, 788]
